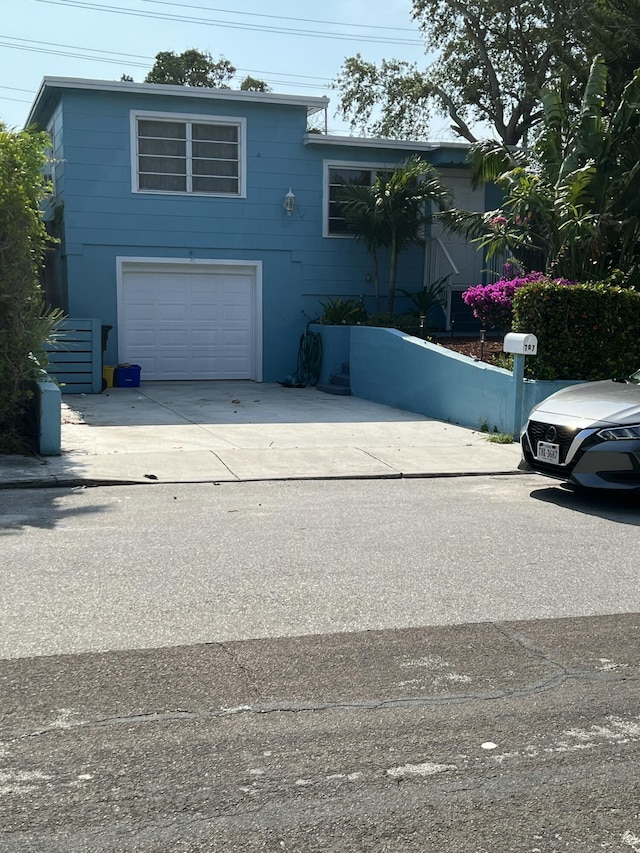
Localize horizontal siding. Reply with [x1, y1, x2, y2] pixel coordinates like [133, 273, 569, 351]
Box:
[64, 137, 130, 163]
[56, 90, 423, 258]
[39, 87, 477, 382]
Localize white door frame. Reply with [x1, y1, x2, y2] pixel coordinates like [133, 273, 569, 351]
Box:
[115, 256, 263, 381]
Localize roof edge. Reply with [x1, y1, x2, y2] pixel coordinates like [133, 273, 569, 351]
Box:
[303, 133, 471, 151]
[27, 77, 330, 126]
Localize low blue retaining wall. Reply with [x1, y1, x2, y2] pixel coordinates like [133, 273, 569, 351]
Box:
[522, 378, 585, 418]
[36, 374, 62, 455]
[309, 324, 350, 385]
[350, 327, 515, 432]
[314, 325, 583, 435]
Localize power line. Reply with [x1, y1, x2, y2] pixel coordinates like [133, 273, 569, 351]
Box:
[0, 85, 37, 93]
[33, 0, 422, 46]
[1, 35, 154, 63]
[0, 40, 150, 68]
[138, 0, 418, 33]
[0, 95, 33, 104]
[0, 36, 335, 89]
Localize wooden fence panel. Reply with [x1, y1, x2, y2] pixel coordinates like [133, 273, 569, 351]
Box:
[46, 318, 103, 394]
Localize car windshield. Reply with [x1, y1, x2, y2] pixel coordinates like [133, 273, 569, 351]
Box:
[628, 369, 640, 385]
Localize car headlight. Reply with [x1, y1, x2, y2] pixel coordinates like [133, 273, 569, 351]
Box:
[597, 424, 640, 440]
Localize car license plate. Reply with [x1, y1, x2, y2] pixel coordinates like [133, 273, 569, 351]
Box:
[536, 441, 559, 464]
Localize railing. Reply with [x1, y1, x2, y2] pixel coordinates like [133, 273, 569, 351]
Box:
[425, 238, 466, 331]
[425, 239, 510, 330]
[425, 236, 459, 287]
[484, 252, 507, 283]
[426, 238, 508, 285]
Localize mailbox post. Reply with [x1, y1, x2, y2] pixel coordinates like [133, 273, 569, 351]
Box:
[503, 333, 538, 435]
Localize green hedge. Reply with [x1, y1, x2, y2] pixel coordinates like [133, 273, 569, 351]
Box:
[512, 282, 640, 380]
[0, 126, 59, 453]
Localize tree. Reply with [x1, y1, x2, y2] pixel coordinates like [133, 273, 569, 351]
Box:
[0, 125, 63, 453]
[583, 0, 640, 105]
[145, 49, 236, 88]
[137, 50, 270, 92]
[338, 157, 451, 313]
[440, 56, 640, 282]
[333, 0, 590, 145]
[337, 182, 386, 311]
[240, 76, 271, 92]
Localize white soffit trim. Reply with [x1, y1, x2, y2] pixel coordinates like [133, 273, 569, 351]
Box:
[27, 77, 329, 126]
[304, 133, 471, 152]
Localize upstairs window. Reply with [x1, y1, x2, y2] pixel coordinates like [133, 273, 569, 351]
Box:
[133, 113, 245, 196]
[326, 164, 393, 236]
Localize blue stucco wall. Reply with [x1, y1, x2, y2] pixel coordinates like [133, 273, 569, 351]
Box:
[316, 326, 583, 435]
[38, 85, 471, 381]
[36, 375, 61, 455]
[308, 323, 351, 385]
[350, 326, 515, 432]
[522, 378, 586, 418]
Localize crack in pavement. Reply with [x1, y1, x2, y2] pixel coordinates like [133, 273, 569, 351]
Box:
[7, 628, 626, 742]
[213, 641, 262, 697]
[491, 623, 569, 672]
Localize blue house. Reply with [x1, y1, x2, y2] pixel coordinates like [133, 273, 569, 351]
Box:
[28, 77, 489, 384]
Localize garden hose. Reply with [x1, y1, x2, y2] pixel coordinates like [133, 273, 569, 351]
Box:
[279, 327, 323, 388]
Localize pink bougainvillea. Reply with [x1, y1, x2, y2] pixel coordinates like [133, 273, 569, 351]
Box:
[462, 272, 574, 329]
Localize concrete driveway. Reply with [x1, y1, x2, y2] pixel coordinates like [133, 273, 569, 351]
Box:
[1, 381, 522, 486]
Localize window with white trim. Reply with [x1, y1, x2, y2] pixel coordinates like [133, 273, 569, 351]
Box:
[326, 164, 392, 235]
[135, 115, 243, 195]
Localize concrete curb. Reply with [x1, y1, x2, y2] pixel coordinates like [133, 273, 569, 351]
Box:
[0, 468, 528, 490]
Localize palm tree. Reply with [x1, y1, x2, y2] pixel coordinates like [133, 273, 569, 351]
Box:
[338, 156, 452, 313]
[336, 184, 386, 312]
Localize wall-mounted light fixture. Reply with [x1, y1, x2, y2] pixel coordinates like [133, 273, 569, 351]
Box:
[283, 188, 296, 216]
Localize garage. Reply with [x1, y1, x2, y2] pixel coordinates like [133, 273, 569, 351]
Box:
[117, 260, 262, 381]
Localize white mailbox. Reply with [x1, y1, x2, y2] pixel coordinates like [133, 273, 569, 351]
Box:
[503, 333, 538, 355]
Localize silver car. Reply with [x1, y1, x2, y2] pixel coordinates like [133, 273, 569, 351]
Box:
[519, 370, 640, 490]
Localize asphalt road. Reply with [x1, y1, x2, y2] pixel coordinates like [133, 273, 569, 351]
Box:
[1, 475, 640, 657]
[1, 475, 640, 851]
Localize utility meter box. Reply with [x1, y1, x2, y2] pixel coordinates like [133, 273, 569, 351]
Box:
[503, 333, 538, 355]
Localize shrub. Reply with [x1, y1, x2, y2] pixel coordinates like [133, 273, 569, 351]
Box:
[317, 296, 367, 325]
[398, 275, 449, 318]
[365, 312, 423, 335]
[462, 272, 574, 330]
[604, 268, 640, 290]
[0, 125, 62, 453]
[512, 282, 640, 380]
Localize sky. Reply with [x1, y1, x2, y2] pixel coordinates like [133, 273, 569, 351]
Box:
[2, 0, 434, 135]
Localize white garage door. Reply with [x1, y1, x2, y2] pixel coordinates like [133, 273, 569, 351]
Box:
[119, 262, 259, 380]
